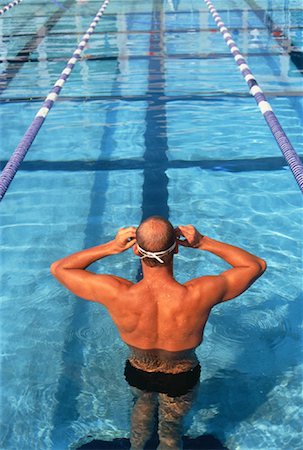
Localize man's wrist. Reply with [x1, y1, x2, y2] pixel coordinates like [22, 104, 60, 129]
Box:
[198, 234, 207, 249]
[96, 240, 120, 256]
[105, 240, 122, 254]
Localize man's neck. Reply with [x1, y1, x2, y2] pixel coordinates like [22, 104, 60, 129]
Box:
[141, 262, 175, 284]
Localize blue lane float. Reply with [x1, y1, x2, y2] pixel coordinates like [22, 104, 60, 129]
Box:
[0, 0, 22, 16]
[204, 0, 303, 193]
[0, 0, 111, 201]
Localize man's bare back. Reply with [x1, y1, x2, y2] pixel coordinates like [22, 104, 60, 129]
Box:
[51, 216, 266, 374]
[103, 278, 209, 373]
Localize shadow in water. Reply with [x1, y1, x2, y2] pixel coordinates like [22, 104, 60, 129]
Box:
[192, 292, 303, 445]
[78, 434, 227, 449]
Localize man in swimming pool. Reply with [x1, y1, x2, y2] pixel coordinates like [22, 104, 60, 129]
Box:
[51, 216, 266, 449]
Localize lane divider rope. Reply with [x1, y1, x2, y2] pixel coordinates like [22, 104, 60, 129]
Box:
[0, 0, 110, 201]
[0, 0, 22, 16]
[204, 0, 303, 193]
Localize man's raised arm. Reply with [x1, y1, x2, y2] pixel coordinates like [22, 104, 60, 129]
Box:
[50, 227, 136, 302]
[176, 225, 266, 303]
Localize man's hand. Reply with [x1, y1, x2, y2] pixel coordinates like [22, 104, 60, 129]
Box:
[114, 226, 137, 253]
[175, 225, 205, 248]
[50, 226, 137, 303]
[51, 226, 137, 277]
[176, 226, 266, 304]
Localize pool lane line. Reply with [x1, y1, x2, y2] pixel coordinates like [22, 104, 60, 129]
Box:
[8, 25, 301, 38]
[0, 0, 111, 202]
[0, 0, 22, 16]
[3, 90, 302, 104]
[0, 0, 75, 93]
[204, 0, 303, 193]
[1, 156, 296, 173]
[50, 6, 134, 446]
[5, 7, 303, 20]
[134, 0, 169, 282]
[51, 0, 67, 10]
[0, 50, 286, 64]
[141, 0, 169, 222]
[245, 0, 303, 73]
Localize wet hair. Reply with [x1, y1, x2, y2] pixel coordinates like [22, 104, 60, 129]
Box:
[136, 216, 176, 267]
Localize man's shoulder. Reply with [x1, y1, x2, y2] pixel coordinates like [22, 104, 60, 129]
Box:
[184, 275, 219, 288]
[91, 274, 134, 304]
[94, 273, 134, 290]
[184, 275, 226, 306]
[184, 275, 224, 297]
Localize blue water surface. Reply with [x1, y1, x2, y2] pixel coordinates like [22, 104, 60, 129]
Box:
[0, 0, 302, 449]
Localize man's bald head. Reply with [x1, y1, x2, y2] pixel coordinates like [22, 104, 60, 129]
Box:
[136, 216, 176, 266]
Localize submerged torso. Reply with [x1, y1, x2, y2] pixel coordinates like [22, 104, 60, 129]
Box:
[127, 345, 199, 374]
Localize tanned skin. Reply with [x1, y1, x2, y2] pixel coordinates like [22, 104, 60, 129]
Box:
[51, 220, 266, 353]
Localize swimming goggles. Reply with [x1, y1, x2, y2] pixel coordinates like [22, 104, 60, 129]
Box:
[137, 241, 176, 264]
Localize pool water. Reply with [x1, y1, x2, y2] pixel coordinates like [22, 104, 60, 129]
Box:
[0, 0, 302, 449]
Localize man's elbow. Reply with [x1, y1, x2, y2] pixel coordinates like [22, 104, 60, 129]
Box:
[50, 261, 61, 278]
[254, 258, 267, 277]
[259, 258, 267, 274]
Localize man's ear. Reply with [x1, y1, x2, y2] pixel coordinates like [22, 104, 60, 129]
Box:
[174, 241, 179, 255]
[133, 244, 140, 256]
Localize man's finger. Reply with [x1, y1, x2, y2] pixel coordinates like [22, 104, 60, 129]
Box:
[177, 239, 190, 247]
[125, 238, 136, 248]
[175, 226, 188, 238]
[118, 227, 136, 237]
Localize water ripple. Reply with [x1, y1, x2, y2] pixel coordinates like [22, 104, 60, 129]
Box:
[75, 325, 104, 343]
[212, 310, 288, 350]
